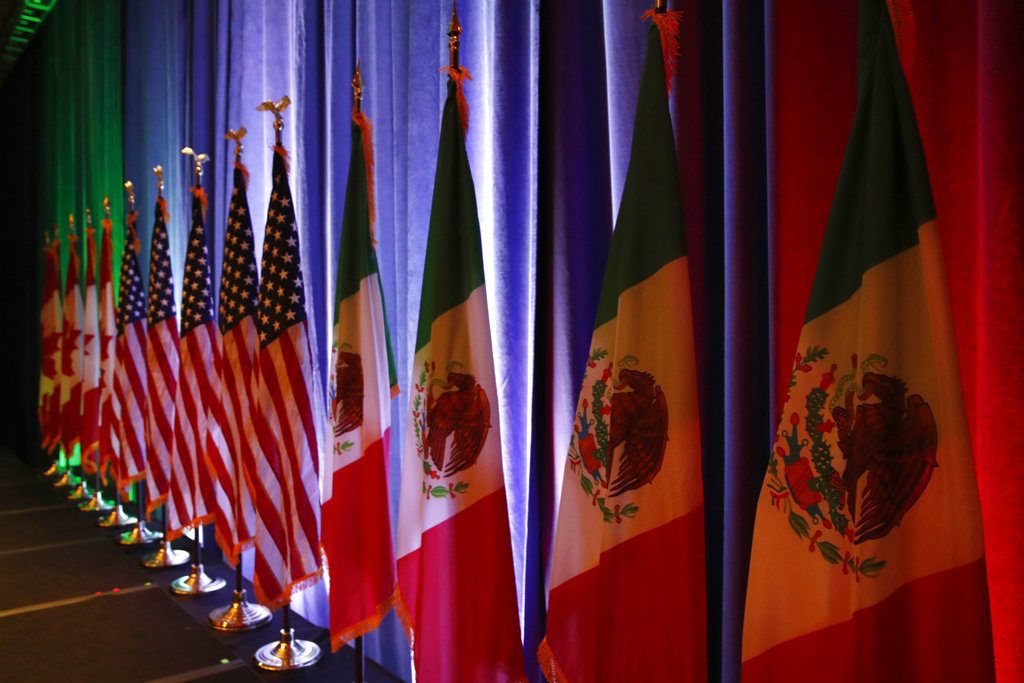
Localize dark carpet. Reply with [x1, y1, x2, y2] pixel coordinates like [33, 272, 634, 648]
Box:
[0, 450, 403, 682]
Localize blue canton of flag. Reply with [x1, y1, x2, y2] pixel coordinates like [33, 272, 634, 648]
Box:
[147, 200, 177, 326]
[219, 168, 259, 333]
[180, 189, 216, 334]
[117, 219, 147, 332]
[257, 152, 306, 346]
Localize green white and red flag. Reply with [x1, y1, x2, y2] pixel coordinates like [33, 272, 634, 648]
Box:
[59, 214, 84, 452]
[39, 232, 61, 451]
[742, 2, 995, 680]
[321, 103, 400, 651]
[538, 10, 706, 682]
[395, 67, 526, 682]
[81, 215, 102, 471]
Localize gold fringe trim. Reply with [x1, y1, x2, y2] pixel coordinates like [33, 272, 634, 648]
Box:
[440, 66, 473, 136]
[642, 8, 684, 96]
[101, 217, 113, 235]
[273, 144, 290, 173]
[117, 471, 146, 497]
[393, 586, 415, 644]
[390, 383, 400, 399]
[166, 512, 215, 543]
[330, 588, 398, 653]
[191, 186, 208, 219]
[256, 567, 324, 612]
[537, 637, 569, 682]
[157, 196, 169, 225]
[234, 158, 250, 188]
[352, 108, 378, 244]
[145, 493, 167, 521]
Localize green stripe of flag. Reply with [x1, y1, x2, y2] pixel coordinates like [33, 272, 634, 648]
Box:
[805, 0, 935, 323]
[336, 118, 398, 389]
[593, 25, 688, 331]
[415, 78, 486, 352]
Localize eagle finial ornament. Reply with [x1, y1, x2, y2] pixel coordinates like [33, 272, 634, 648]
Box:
[225, 126, 247, 158]
[180, 147, 210, 182]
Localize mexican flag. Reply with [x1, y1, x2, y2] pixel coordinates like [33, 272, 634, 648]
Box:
[321, 104, 400, 651]
[741, 2, 994, 680]
[395, 68, 525, 682]
[539, 11, 706, 682]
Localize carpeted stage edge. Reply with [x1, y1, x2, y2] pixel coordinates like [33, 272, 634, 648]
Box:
[0, 448, 403, 682]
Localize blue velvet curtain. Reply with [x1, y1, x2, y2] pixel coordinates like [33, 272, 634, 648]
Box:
[122, 2, 770, 681]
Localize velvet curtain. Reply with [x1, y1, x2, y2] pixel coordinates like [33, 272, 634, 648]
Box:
[2, 1, 1021, 681]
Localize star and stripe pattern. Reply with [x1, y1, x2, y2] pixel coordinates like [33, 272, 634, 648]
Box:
[144, 196, 179, 515]
[216, 158, 261, 565]
[114, 211, 149, 490]
[251, 146, 322, 608]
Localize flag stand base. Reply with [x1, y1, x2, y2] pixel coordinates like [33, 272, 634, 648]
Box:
[42, 460, 60, 478]
[118, 521, 162, 546]
[78, 490, 113, 512]
[51, 471, 72, 488]
[66, 479, 92, 501]
[254, 606, 321, 671]
[208, 589, 272, 630]
[209, 561, 270, 630]
[98, 505, 137, 528]
[170, 563, 226, 595]
[142, 541, 189, 568]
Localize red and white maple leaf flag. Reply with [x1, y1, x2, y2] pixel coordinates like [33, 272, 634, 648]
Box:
[322, 104, 400, 651]
[144, 195, 180, 516]
[113, 210, 148, 491]
[59, 215, 84, 453]
[395, 66, 526, 681]
[81, 216, 103, 473]
[215, 155, 261, 565]
[97, 213, 119, 482]
[39, 233, 61, 452]
[166, 183, 234, 542]
[251, 143, 322, 607]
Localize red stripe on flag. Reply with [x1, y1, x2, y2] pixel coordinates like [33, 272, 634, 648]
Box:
[323, 431, 396, 650]
[541, 506, 707, 682]
[742, 558, 995, 683]
[397, 490, 525, 682]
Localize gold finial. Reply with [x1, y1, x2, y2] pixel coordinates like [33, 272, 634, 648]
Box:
[103, 196, 111, 220]
[448, 1, 462, 69]
[655, 0, 667, 13]
[153, 165, 164, 197]
[225, 126, 247, 159]
[124, 180, 135, 213]
[181, 147, 210, 185]
[85, 207, 93, 228]
[352, 60, 364, 113]
[257, 95, 291, 145]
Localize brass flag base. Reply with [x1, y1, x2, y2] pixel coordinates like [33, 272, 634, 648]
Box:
[66, 480, 92, 501]
[208, 589, 271, 630]
[97, 505, 137, 528]
[118, 521, 162, 546]
[77, 490, 113, 512]
[51, 471, 71, 488]
[142, 541, 190, 568]
[42, 460, 60, 478]
[170, 563, 226, 595]
[254, 627, 321, 671]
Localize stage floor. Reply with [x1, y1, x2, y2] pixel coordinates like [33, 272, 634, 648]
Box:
[0, 450, 402, 682]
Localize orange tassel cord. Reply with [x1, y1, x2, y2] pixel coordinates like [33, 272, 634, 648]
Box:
[642, 8, 684, 96]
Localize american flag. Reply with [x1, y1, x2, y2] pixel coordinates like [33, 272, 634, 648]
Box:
[166, 184, 231, 540]
[215, 158, 262, 565]
[144, 197, 179, 516]
[81, 221, 102, 470]
[97, 217, 119, 482]
[114, 212, 148, 490]
[252, 146, 322, 607]
[59, 218, 83, 452]
[39, 234, 61, 451]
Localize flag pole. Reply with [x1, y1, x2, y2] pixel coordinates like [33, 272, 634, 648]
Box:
[449, 0, 461, 69]
[169, 147, 225, 595]
[100, 183, 142, 529]
[253, 96, 320, 671]
[66, 209, 93, 503]
[80, 199, 115, 514]
[138, 165, 189, 567]
[209, 127, 272, 629]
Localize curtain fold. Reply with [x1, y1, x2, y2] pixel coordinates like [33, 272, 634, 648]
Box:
[3, 1, 1021, 681]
